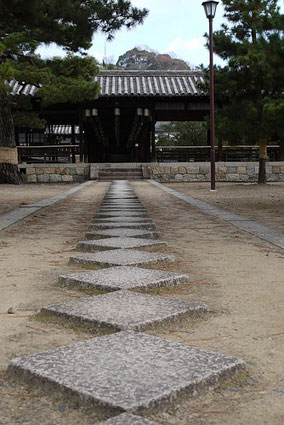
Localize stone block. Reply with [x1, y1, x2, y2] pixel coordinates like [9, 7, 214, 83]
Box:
[76, 167, 85, 175]
[272, 166, 280, 174]
[98, 413, 161, 425]
[199, 165, 209, 174]
[227, 167, 237, 173]
[77, 237, 167, 252]
[9, 331, 245, 415]
[62, 175, 73, 182]
[85, 229, 160, 240]
[280, 166, 284, 174]
[170, 167, 179, 174]
[237, 166, 247, 174]
[26, 175, 37, 183]
[216, 173, 226, 181]
[163, 166, 171, 174]
[278, 174, 284, 182]
[247, 166, 256, 176]
[239, 174, 249, 182]
[59, 266, 188, 291]
[69, 249, 175, 268]
[217, 166, 227, 174]
[37, 174, 50, 183]
[89, 223, 156, 231]
[178, 167, 187, 174]
[226, 174, 241, 182]
[187, 166, 199, 174]
[174, 174, 183, 181]
[41, 290, 208, 332]
[267, 174, 279, 182]
[25, 167, 35, 175]
[151, 167, 162, 175]
[49, 174, 62, 183]
[66, 167, 76, 175]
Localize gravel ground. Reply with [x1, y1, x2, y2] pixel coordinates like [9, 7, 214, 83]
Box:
[0, 181, 284, 425]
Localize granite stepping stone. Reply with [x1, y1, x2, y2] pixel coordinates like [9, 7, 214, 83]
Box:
[94, 212, 149, 218]
[98, 206, 146, 210]
[41, 290, 208, 331]
[92, 217, 153, 223]
[85, 229, 160, 240]
[104, 195, 138, 200]
[9, 331, 245, 415]
[77, 237, 167, 252]
[69, 249, 175, 268]
[59, 266, 188, 291]
[97, 413, 161, 425]
[88, 223, 156, 230]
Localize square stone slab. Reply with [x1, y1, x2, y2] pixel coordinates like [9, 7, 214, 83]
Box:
[9, 331, 245, 415]
[93, 217, 153, 223]
[94, 212, 149, 218]
[89, 223, 156, 230]
[69, 249, 175, 268]
[59, 266, 188, 291]
[85, 229, 160, 240]
[98, 206, 146, 211]
[104, 195, 138, 200]
[41, 290, 208, 331]
[77, 237, 167, 252]
[98, 413, 161, 425]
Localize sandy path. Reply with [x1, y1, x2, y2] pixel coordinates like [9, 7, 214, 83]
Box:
[0, 180, 284, 425]
[131, 181, 284, 425]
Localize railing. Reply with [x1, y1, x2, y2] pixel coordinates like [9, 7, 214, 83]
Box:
[18, 145, 80, 163]
[156, 145, 281, 162]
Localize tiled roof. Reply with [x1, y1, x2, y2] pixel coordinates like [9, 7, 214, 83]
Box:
[95, 70, 205, 97]
[9, 70, 205, 98]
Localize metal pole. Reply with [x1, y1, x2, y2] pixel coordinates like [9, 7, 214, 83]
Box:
[209, 17, 216, 190]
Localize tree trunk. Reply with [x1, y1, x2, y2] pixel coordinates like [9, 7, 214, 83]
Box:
[0, 93, 22, 184]
[279, 135, 284, 161]
[258, 138, 267, 184]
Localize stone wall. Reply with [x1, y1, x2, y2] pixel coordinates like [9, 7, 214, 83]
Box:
[150, 162, 284, 183]
[19, 164, 90, 183]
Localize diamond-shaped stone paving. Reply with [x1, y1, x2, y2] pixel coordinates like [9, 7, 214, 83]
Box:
[69, 249, 175, 268]
[41, 290, 208, 331]
[97, 413, 161, 425]
[77, 237, 167, 251]
[59, 266, 188, 291]
[85, 229, 160, 239]
[9, 331, 245, 415]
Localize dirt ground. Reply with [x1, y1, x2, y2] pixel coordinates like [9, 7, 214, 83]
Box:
[0, 181, 284, 425]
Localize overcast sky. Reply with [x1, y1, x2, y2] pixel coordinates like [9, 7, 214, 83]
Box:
[37, 0, 284, 68]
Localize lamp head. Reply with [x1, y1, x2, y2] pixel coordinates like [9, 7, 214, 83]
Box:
[202, 1, 219, 19]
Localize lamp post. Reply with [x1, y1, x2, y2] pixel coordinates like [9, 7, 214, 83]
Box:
[202, 0, 218, 191]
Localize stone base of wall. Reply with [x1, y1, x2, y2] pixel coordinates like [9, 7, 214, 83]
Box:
[19, 164, 90, 183]
[150, 162, 284, 183]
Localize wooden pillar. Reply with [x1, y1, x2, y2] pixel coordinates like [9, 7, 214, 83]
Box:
[151, 112, 156, 162]
[279, 136, 284, 161]
[71, 124, 76, 163]
[79, 110, 84, 163]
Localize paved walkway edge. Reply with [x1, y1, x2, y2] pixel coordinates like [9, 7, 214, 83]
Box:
[0, 181, 94, 232]
[149, 180, 284, 250]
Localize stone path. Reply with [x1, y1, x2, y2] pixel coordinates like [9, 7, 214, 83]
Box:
[59, 266, 188, 291]
[150, 180, 284, 250]
[0, 181, 94, 232]
[9, 180, 245, 424]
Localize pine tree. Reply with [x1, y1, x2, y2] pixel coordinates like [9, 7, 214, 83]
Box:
[213, 0, 284, 183]
[0, 0, 148, 183]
